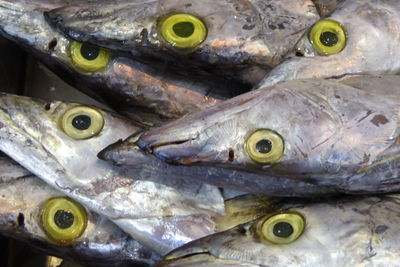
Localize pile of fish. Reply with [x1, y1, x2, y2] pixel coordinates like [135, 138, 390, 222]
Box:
[0, 0, 399, 266]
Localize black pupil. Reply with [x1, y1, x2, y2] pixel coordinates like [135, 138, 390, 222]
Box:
[256, 139, 272, 154]
[54, 210, 74, 229]
[80, 43, 100, 60]
[320, 31, 338, 47]
[273, 222, 294, 238]
[173, 22, 195, 38]
[72, 115, 91, 130]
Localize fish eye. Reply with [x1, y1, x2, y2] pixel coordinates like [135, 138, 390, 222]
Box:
[246, 129, 284, 164]
[308, 19, 346, 55]
[41, 197, 87, 245]
[159, 13, 207, 49]
[70, 41, 110, 71]
[60, 105, 104, 140]
[258, 212, 305, 244]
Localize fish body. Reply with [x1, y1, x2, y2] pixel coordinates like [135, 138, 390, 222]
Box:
[259, 0, 400, 87]
[0, 0, 245, 125]
[0, 93, 225, 254]
[159, 194, 400, 267]
[45, 0, 320, 85]
[102, 75, 400, 195]
[0, 155, 156, 267]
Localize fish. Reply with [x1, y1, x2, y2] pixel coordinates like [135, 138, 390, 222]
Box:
[258, 0, 400, 87]
[158, 194, 400, 267]
[44, 0, 320, 85]
[100, 75, 400, 195]
[0, 155, 157, 267]
[0, 0, 247, 125]
[0, 92, 226, 255]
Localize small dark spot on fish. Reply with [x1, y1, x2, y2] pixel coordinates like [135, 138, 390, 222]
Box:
[265, 4, 275, 11]
[370, 114, 389, 127]
[185, 3, 192, 7]
[243, 24, 255, 30]
[295, 51, 304, 57]
[140, 29, 149, 45]
[44, 102, 51, 111]
[48, 38, 57, 51]
[361, 154, 370, 164]
[374, 224, 388, 234]
[228, 148, 234, 162]
[278, 23, 285, 29]
[357, 110, 373, 123]
[268, 24, 277, 30]
[17, 213, 24, 227]
[334, 94, 341, 99]
[0, 122, 3, 129]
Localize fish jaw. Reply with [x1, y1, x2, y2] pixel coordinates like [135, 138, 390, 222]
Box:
[258, 0, 400, 87]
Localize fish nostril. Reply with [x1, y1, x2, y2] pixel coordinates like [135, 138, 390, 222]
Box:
[295, 51, 304, 57]
[17, 213, 25, 227]
[44, 102, 51, 110]
[48, 38, 58, 51]
[228, 148, 234, 162]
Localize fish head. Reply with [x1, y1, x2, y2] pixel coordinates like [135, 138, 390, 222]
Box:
[0, 157, 155, 266]
[260, 0, 400, 86]
[159, 195, 400, 266]
[45, 0, 320, 69]
[0, 93, 226, 254]
[134, 77, 399, 181]
[0, 93, 139, 182]
[0, 0, 235, 123]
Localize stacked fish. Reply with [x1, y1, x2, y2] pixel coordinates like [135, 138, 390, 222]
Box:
[0, 0, 399, 266]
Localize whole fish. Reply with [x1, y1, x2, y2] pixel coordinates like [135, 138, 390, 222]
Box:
[0, 155, 156, 267]
[158, 195, 400, 267]
[0, 0, 246, 125]
[44, 0, 320, 85]
[0, 92, 226, 255]
[100, 75, 400, 195]
[259, 0, 400, 87]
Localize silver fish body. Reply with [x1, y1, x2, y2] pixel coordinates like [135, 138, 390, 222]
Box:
[259, 0, 400, 87]
[0, 93, 225, 254]
[159, 195, 400, 267]
[0, 155, 156, 267]
[101, 75, 400, 195]
[0, 0, 245, 125]
[45, 0, 320, 85]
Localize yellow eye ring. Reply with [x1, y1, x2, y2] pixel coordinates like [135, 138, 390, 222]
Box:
[246, 129, 284, 164]
[159, 13, 207, 49]
[70, 41, 110, 72]
[60, 105, 104, 140]
[258, 212, 305, 245]
[41, 197, 87, 245]
[309, 19, 346, 55]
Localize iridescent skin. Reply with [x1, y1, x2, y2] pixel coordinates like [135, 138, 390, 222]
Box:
[258, 0, 400, 88]
[0, 155, 156, 267]
[101, 75, 400, 195]
[0, 0, 244, 125]
[159, 195, 400, 267]
[45, 0, 320, 85]
[0, 93, 225, 254]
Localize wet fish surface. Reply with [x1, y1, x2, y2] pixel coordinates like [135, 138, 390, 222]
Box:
[0, 0, 246, 125]
[0, 155, 156, 267]
[102, 75, 400, 195]
[0, 92, 226, 255]
[45, 0, 320, 85]
[259, 0, 400, 87]
[158, 194, 400, 267]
